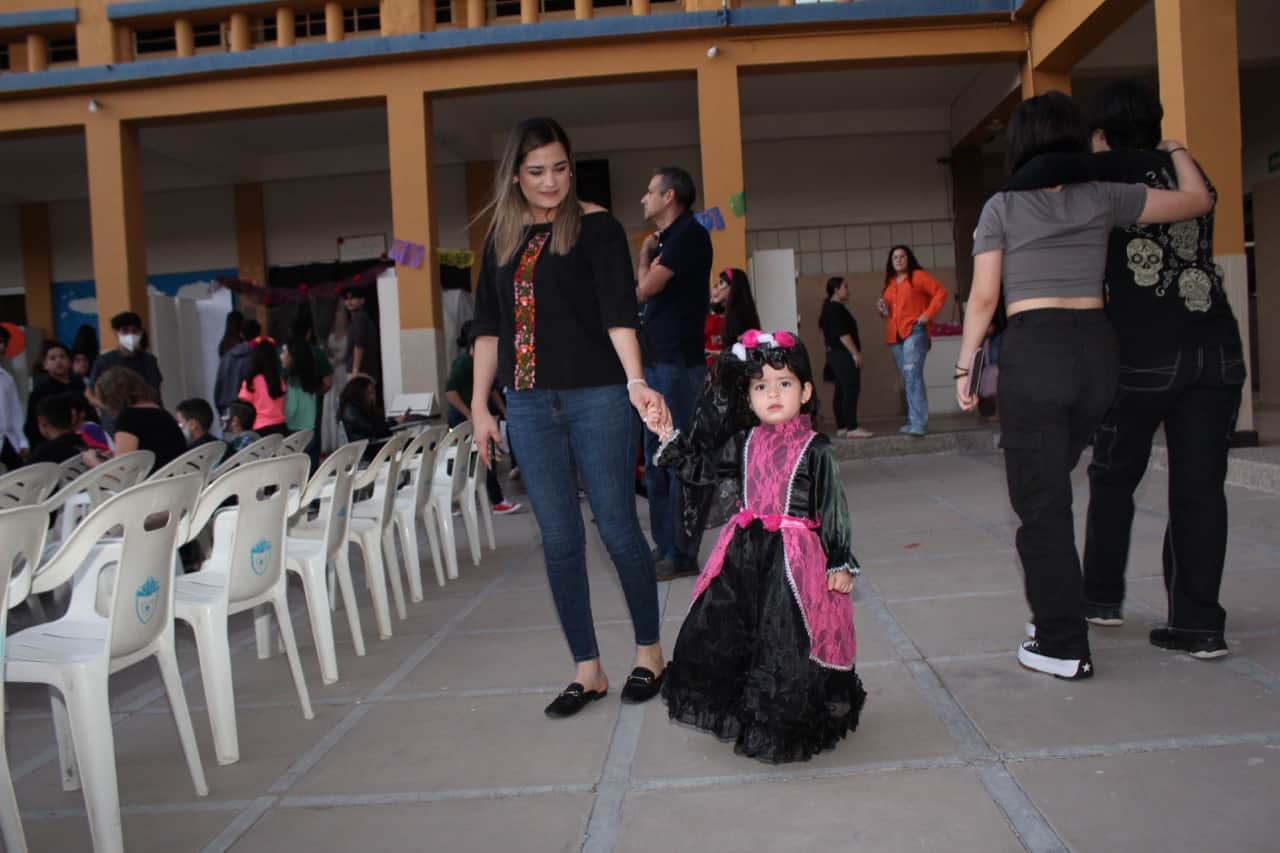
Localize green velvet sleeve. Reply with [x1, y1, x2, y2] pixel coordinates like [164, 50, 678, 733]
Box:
[810, 439, 859, 575]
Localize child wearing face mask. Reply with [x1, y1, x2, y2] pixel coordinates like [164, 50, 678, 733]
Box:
[644, 332, 865, 764]
[176, 398, 228, 461]
[86, 311, 164, 435]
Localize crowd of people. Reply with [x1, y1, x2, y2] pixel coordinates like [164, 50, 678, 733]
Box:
[0, 78, 1247, 767]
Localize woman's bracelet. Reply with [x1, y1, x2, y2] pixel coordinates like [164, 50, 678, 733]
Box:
[626, 378, 648, 390]
[953, 365, 970, 380]
[1166, 146, 1187, 155]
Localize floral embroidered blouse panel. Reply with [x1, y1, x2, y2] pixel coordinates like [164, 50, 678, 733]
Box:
[473, 212, 639, 391]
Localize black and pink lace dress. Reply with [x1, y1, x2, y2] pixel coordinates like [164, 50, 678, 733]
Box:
[655, 414, 866, 763]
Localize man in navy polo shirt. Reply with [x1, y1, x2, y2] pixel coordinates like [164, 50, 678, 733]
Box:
[637, 166, 714, 581]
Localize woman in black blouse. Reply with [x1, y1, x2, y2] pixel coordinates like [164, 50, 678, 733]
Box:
[84, 366, 186, 472]
[819, 277, 871, 438]
[471, 117, 670, 719]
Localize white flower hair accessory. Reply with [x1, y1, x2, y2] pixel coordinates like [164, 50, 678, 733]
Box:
[730, 329, 797, 362]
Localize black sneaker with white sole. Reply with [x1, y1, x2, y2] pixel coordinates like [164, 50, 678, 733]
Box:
[1083, 603, 1124, 627]
[1149, 627, 1229, 660]
[1018, 640, 1094, 680]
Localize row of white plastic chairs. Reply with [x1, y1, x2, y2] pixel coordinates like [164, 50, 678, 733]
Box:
[0, 420, 491, 853]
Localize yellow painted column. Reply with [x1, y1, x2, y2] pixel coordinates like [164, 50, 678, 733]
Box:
[234, 183, 270, 326]
[85, 118, 148, 343]
[385, 88, 445, 393]
[574, 0, 592, 20]
[229, 12, 252, 52]
[326, 1, 345, 42]
[632, 0, 650, 16]
[1020, 61, 1071, 98]
[25, 34, 49, 71]
[76, 0, 119, 66]
[175, 18, 195, 56]
[20, 204, 54, 336]
[467, 0, 485, 28]
[697, 58, 747, 271]
[1155, 0, 1252, 433]
[277, 7, 297, 46]
[381, 0, 424, 34]
[520, 0, 539, 24]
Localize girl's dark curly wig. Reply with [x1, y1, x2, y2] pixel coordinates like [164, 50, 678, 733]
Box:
[716, 336, 820, 432]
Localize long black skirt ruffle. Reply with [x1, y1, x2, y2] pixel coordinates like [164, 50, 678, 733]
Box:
[661, 520, 866, 764]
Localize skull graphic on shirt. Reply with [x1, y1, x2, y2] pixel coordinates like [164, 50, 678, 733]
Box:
[1126, 238, 1164, 288]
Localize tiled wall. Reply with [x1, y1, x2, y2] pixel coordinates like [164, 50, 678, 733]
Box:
[747, 219, 957, 277]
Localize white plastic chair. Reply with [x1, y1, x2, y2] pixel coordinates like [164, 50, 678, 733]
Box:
[4, 475, 207, 853]
[42, 451, 156, 551]
[285, 440, 368, 684]
[346, 432, 411, 638]
[429, 424, 473, 582]
[174, 455, 314, 766]
[276, 429, 313, 457]
[390, 425, 448, 598]
[0, 506, 45, 853]
[149, 442, 226, 485]
[210, 433, 283, 480]
[0, 462, 61, 508]
[461, 440, 497, 554]
[56, 454, 87, 488]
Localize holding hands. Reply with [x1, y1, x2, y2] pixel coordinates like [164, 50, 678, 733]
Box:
[637, 387, 673, 442]
[827, 571, 854, 594]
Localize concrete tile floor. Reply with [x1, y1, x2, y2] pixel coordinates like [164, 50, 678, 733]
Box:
[6, 450, 1279, 852]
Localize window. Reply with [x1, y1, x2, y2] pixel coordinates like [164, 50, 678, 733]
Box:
[295, 11, 327, 38]
[543, 0, 573, 11]
[49, 37, 78, 64]
[435, 0, 452, 24]
[252, 17, 279, 44]
[0, 45, 9, 71]
[344, 6, 381, 33]
[192, 23, 222, 48]
[495, 0, 520, 16]
[135, 28, 177, 54]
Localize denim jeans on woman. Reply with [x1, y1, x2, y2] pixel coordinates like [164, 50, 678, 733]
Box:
[889, 323, 930, 431]
[506, 384, 660, 662]
[999, 309, 1117, 661]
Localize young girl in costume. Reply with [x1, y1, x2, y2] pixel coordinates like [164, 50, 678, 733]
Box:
[645, 331, 866, 763]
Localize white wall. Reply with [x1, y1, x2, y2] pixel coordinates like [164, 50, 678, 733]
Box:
[145, 186, 237, 273]
[48, 199, 94, 282]
[264, 171, 394, 266]
[744, 133, 954, 230]
[0, 206, 21, 291]
[434, 163, 470, 250]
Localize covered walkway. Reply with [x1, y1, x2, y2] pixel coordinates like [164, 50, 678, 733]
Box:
[6, 449, 1279, 851]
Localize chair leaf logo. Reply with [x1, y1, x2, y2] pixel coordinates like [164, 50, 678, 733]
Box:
[250, 538, 272, 576]
[135, 577, 160, 624]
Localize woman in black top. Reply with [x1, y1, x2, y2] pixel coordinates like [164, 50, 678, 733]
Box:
[819, 277, 870, 438]
[338, 375, 402, 459]
[471, 117, 669, 719]
[24, 340, 86, 450]
[85, 366, 186, 472]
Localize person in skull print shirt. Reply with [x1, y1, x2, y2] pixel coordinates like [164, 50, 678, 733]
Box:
[1004, 79, 1245, 661]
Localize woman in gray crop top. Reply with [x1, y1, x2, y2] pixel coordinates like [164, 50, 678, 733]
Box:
[952, 92, 1213, 683]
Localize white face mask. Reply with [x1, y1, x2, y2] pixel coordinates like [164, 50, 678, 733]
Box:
[118, 333, 141, 352]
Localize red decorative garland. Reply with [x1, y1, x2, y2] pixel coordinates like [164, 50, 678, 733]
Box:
[211, 263, 391, 307]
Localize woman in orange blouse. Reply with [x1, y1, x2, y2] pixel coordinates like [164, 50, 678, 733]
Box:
[879, 245, 947, 436]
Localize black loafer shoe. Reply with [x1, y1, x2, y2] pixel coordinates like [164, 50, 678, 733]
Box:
[544, 683, 607, 719]
[619, 667, 665, 704]
[655, 560, 699, 582]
